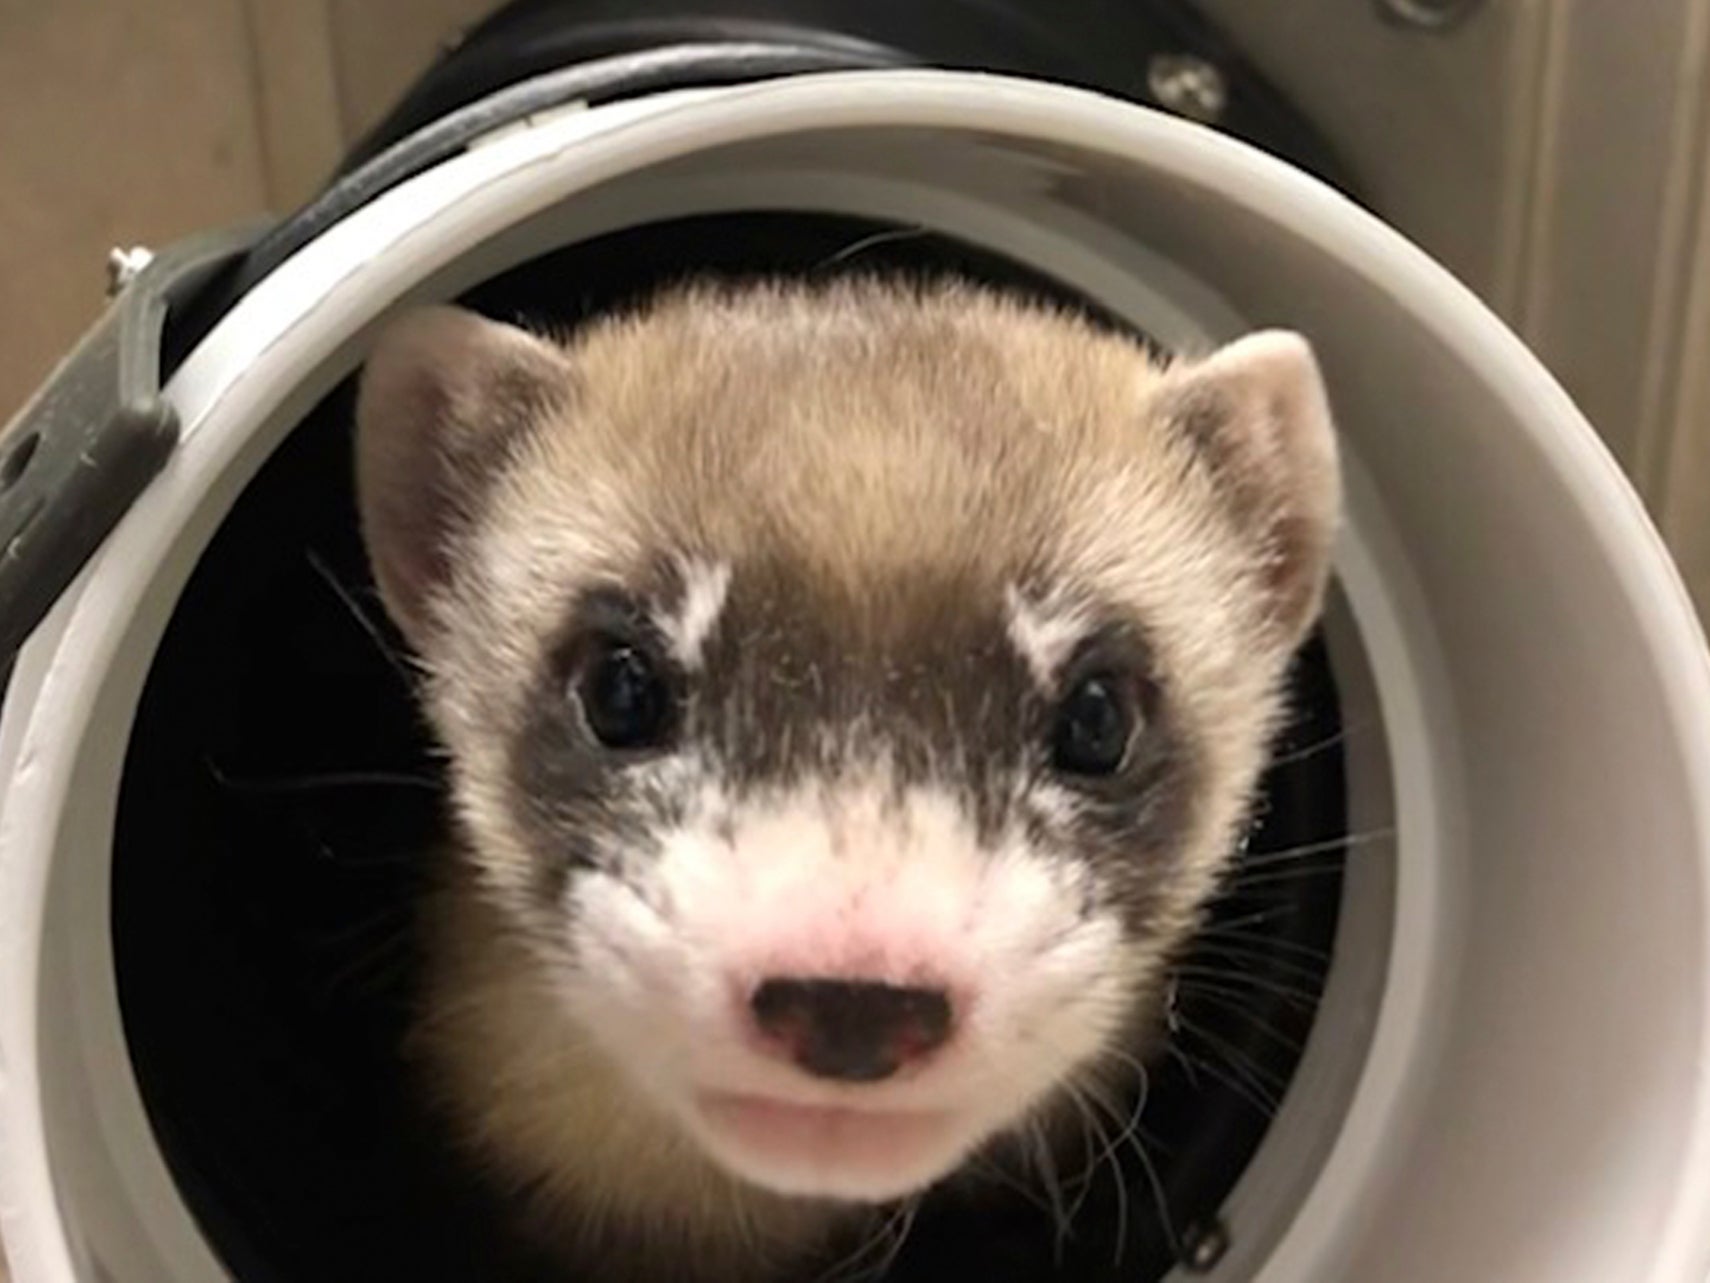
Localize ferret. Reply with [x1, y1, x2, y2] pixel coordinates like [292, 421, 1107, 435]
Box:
[352, 277, 1341, 1281]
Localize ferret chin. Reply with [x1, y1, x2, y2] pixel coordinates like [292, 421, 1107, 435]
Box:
[354, 277, 1342, 1281]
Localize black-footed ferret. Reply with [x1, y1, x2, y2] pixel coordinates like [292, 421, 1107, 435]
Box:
[352, 278, 1341, 1281]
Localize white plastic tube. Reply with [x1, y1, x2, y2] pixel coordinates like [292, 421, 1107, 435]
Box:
[1, 69, 1706, 1283]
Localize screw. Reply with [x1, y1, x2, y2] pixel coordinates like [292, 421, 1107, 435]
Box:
[1146, 53, 1228, 125]
[1376, 0, 1485, 30]
[105, 245, 154, 297]
[1181, 1218, 1231, 1273]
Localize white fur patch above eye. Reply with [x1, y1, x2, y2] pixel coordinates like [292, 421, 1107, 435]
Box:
[1023, 781, 1084, 830]
[1004, 585, 1091, 690]
[658, 559, 733, 670]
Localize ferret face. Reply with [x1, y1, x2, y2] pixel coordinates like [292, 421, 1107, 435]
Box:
[356, 280, 1339, 1206]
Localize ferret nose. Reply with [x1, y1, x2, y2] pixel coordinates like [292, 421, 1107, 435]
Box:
[749, 978, 953, 1083]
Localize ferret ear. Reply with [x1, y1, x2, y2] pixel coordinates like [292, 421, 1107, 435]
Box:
[354, 305, 571, 645]
[1158, 331, 1342, 647]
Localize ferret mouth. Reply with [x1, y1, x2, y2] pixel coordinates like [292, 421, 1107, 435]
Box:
[688, 1090, 970, 1202]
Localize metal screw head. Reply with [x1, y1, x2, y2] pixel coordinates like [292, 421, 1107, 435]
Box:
[1181, 1218, 1231, 1273]
[1376, 0, 1485, 29]
[105, 245, 154, 297]
[439, 22, 470, 55]
[1146, 53, 1229, 125]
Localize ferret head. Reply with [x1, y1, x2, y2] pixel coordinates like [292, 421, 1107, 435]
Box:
[355, 279, 1339, 1207]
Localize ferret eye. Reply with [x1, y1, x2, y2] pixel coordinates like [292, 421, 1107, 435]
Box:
[1050, 673, 1135, 777]
[577, 638, 677, 751]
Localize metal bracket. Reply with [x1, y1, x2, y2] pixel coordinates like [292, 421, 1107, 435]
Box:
[0, 222, 266, 666]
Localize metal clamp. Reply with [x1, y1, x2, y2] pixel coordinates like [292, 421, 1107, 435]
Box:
[0, 222, 265, 666]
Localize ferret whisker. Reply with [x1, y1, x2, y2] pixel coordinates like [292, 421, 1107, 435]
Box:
[1220, 894, 1330, 917]
[1176, 971, 1320, 1012]
[1090, 1068, 1179, 1262]
[1265, 714, 1378, 769]
[1082, 1058, 1155, 1268]
[319, 930, 415, 996]
[1226, 864, 1355, 890]
[1167, 1042, 1281, 1121]
[811, 1220, 881, 1283]
[967, 1151, 1061, 1221]
[1172, 976, 1320, 1024]
[309, 907, 418, 996]
[1067, 1071, 1142, 1246]
[1237, 826, 1395, 870]
[818, 1234, 872, 1283]
[975, 1042, 1094, 1247]
[1187, 940, 1328, 986]
[305, 898, 416, 950]
[1188, 934, 1329, 974]
[1193, 924, 1332, 965]
[204, 757, 441, 796]
[1173, 1013, 1289, 1100]
[1100, 1099, 1132, 1268]
[305, 548, 418, 687]
[1173, 967, 1324, 1009]
[1027, 1111, 1075, 1248]
[1178, 990, 1309, 1055]
[1166, 1041, 1205, 1091]
[1265, 729, 1347, 768]
[813, 1197, 916, 1283]
[872, 1197, 922, 1281]
[1203, 905, 1299, 934]
[1055, 1083, 1107, 1247]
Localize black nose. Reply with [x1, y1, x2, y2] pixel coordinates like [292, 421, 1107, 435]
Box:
[749, 978, 953, 1083]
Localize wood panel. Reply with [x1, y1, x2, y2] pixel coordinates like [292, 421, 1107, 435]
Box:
[0, 0, 271, 422]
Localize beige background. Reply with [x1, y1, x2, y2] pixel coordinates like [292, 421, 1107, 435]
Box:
[2, 0, 1710, 1276]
